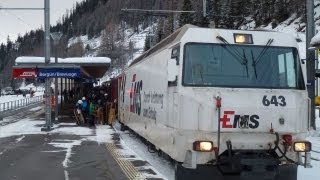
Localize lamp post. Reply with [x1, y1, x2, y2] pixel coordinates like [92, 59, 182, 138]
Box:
[306, 0, 316, 130]
[50, 32, 63, 123]
[0, 0, 51, 130]
[43, 0, 51, 131]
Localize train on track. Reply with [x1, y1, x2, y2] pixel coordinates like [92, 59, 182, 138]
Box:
[116, 24, 312, 180]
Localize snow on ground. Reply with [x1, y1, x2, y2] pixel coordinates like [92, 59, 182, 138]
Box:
[16, 56, 110, 64]
[18, 83, 44, 92]
[48, 139, 83, 168]
[0, 83, 44, 112]
[0, 103, 320, 180]
[114, 122, 174, 180]
[0, 115, 167, 179]
[68, 35, 101, 51]
[299, 110, 320, 179]
[298, 136, 320, 180]
[0, 118, 43, 138]
[15, 135, 25, 143]
[125, 24, 156, 66]
[0, 92, 44, 112]
[99, 25, 153, 83]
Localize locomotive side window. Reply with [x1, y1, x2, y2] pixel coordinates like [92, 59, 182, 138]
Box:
[182, 43, 305, 90]
[278, 52, 296, 88]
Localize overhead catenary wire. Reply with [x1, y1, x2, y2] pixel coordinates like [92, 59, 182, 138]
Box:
[121, 8, 196, 14]
[0, 2, 43, 43]
[0, 10, 33, 29]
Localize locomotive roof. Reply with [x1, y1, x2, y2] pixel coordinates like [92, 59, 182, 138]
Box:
[129, 24, 298, 67]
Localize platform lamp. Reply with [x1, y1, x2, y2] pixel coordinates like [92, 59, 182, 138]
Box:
[50, 32, 63, 123]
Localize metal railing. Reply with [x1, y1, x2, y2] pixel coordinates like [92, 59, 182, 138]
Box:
[0, 95, 43, 112]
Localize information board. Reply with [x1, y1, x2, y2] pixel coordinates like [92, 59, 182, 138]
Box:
[38, 68, 80, 78]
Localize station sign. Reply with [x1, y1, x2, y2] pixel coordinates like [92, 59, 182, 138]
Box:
[38, 68, 80, 78]
[12, 68, 37, 79]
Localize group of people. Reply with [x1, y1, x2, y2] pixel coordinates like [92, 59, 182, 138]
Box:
[74, 90, 116, 127]
[63, 87, 80, 103]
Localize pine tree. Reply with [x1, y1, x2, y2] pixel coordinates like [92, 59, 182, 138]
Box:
[230, 0, 248, 29]
[144, 35, 151, 52]
[163, 16, 174, 38]
[274, 0, 290, 22]
[179, 0, 193, 26]
[155, 19, 165, 43]
[218, 0, 232, 28]
[67, 40, 84, 57]
[0, 44, 6, 72]
[87, 23, 95, 39]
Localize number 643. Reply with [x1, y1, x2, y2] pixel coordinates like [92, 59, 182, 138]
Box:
[262, 95, 286, 107]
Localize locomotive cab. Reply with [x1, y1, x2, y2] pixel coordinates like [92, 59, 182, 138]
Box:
[119, 25, 312, 180]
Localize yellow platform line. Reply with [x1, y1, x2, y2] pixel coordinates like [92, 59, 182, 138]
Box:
[106, 143, 145, 180]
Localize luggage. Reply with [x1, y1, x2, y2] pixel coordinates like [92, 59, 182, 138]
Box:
[74, 108, 85, 125]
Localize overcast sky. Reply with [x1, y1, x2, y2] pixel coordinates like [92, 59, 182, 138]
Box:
[0, 0, 84, 44]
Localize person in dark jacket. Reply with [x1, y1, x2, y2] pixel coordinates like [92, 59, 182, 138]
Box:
[89, 101, 96, 126]
[101, 93, 109, 125]
[63, 89, 68, 102]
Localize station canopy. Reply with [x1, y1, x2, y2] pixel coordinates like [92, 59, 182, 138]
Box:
[14, 56, 111, 79]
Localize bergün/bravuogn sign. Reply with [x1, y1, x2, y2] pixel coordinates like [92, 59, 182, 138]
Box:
[38, 68, 80, 78]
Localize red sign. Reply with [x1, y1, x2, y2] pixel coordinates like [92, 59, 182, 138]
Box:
[12, 68, 37, 79]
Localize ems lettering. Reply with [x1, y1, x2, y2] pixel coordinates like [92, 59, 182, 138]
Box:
[129, 74, 143, 115]
[220, 111, 259, 129]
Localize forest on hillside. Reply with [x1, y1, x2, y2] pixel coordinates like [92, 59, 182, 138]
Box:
[0, 0, 307, 88]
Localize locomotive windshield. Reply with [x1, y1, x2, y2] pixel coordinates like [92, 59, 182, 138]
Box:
[183, 43, 305, 89]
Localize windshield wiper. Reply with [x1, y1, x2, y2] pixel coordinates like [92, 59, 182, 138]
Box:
[216, 36, 244, 63]
[251, 39, 273, 79]
[251, 50, 258, 79]
[217, 36, 249, 77]
[254, 39, 274, 65]
[242, 49, 249, 77]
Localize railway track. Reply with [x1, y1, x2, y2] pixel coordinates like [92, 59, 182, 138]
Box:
[0, 104, 43, 127]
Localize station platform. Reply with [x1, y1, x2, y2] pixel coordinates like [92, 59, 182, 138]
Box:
[0, 98, 167, 180]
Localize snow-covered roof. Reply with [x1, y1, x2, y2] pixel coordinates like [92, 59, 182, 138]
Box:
[15, 56, 111, 64]
[310, 32, 320, 47]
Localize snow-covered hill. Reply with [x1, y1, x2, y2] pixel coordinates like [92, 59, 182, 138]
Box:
[66, 2, 320, 82]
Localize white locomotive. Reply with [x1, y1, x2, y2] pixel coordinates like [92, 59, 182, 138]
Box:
[118, 24, 312, 180]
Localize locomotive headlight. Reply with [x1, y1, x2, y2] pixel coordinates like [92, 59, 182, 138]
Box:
[193, 141, 213, 152]
[234, 33, 253, 44]
[293, 141, 312, 152]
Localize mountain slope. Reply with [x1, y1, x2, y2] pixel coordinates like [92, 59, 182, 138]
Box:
[0, 0, 318, 88]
